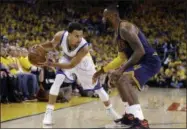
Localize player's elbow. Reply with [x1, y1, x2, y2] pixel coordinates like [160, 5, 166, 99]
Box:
[134, 50, 145, 62]
[68, 63, 76, 69]
[139, 49, 145, 57]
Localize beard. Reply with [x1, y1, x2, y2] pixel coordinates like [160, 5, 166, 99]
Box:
[102, 17, 112, 26]
[105, 19, 113, 27]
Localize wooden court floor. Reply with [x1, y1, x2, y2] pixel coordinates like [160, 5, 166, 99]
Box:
[1, 87, 186, 128]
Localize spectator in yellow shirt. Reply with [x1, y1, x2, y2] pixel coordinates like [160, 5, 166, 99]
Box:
[0, 47, 10, 71]
[18, 48, 39, 73]
[7, 46, 39, 100]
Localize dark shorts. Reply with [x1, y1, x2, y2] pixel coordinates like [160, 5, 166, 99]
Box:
[124, 53, 161, 91]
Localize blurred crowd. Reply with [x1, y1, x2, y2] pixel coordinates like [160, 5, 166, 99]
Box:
[0, 0, 186, 103]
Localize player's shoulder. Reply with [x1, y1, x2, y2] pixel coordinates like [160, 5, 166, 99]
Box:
[78, 38, 89, 53]
[81, 37, 88, 44]
[54, 30, 65, 38]
[120, 21, 138, 34]
[120, 21, 134, 30]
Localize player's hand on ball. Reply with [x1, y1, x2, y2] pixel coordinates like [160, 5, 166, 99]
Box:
[37, 56, 53, 67]
[31, 44, 38, 50]
[28, 44, 47, 66]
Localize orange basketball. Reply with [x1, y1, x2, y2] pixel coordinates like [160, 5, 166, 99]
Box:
[28, 45, 47, 66]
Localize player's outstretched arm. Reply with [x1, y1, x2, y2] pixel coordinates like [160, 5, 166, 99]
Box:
[35, 31, 64, 52]
[92, 52, 127, 84]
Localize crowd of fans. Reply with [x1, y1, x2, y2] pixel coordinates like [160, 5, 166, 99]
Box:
[0, 0, 186, 104]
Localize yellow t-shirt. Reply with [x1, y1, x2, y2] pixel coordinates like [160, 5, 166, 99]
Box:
[174, 61, 182, 66]
[165, 69, 172, 77]
[168, 62, 175, 67]
[177, 70, 186, 80]
[7, 57, 18, 74]
[0, 57, 9, 67]
[18, 56, 32, 72]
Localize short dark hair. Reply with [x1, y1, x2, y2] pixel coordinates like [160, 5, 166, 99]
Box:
[106, 5, 119, 15]
[68, 22, 83, 33]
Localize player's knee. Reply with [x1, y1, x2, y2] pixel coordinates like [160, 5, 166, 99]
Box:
[49, 74, 65, 96]
[95, 88, 109, 102]
[117, 74, 132, 88]
[119, 74, 131, 83]
[49, 85, 60, 96]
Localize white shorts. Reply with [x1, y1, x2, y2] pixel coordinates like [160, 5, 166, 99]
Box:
[56, 54, 100, 90]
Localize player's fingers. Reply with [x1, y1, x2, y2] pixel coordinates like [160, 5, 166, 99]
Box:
[32, 45, 38, 49]
[36, 62, 46, 67]
[92, 77, 96, 84]
[92, 79, 94, 84]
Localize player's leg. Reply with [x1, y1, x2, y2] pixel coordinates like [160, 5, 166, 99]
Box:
[75, 55, 121, 120]
[108, 73, 130, 113]
[94, 86, 121, 120]
[43, 57, 75, 125]
[43, 73, 65, 125]
[79, 77, 121, 120]
[111, 72, 149, 128]
[114, 64, 160, 128]
[117, 72, 144, 118]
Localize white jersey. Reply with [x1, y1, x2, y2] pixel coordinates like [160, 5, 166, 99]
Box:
[60, 31, 88, 57]
[57, 31, 99, 90]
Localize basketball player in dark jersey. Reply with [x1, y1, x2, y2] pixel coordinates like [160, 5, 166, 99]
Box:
[93, 6, 161, 128]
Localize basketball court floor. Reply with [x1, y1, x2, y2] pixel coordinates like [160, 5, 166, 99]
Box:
[1, 87, 186, 128]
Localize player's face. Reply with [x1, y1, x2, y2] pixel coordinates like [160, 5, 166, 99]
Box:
[102, 9, 112, 26]
[69, 30, 83, 46]
[102, 9, 109, 24]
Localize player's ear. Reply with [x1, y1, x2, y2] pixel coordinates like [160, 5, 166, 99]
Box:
[68, 32, 72, 37]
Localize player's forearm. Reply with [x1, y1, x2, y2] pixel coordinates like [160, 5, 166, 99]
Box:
[103, 52, 127, 73]
[40, 41, 55, 51]
[121, 51, 144, 71]
[51, 62, 74, 69]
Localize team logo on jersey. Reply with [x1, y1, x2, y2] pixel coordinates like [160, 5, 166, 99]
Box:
[133, 64, 141, 70]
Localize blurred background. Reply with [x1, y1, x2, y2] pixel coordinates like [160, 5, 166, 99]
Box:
[0, 0, 186, 104]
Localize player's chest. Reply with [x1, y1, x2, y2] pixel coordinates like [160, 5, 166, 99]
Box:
[114, 34, 130, 51]
[62, 42, 78, 57]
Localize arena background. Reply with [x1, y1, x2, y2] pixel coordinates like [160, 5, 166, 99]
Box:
[0, 0, 186, 128]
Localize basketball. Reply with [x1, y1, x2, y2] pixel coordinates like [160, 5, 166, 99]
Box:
[28, 45, 47, 66]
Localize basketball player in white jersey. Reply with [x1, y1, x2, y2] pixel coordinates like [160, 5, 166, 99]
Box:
[36, 22, 121, 126]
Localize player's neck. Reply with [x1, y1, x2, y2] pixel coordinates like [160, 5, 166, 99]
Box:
[67, 36, 73, 50]
[67, 36, 77, 50]
[112, 18, 121, 32]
